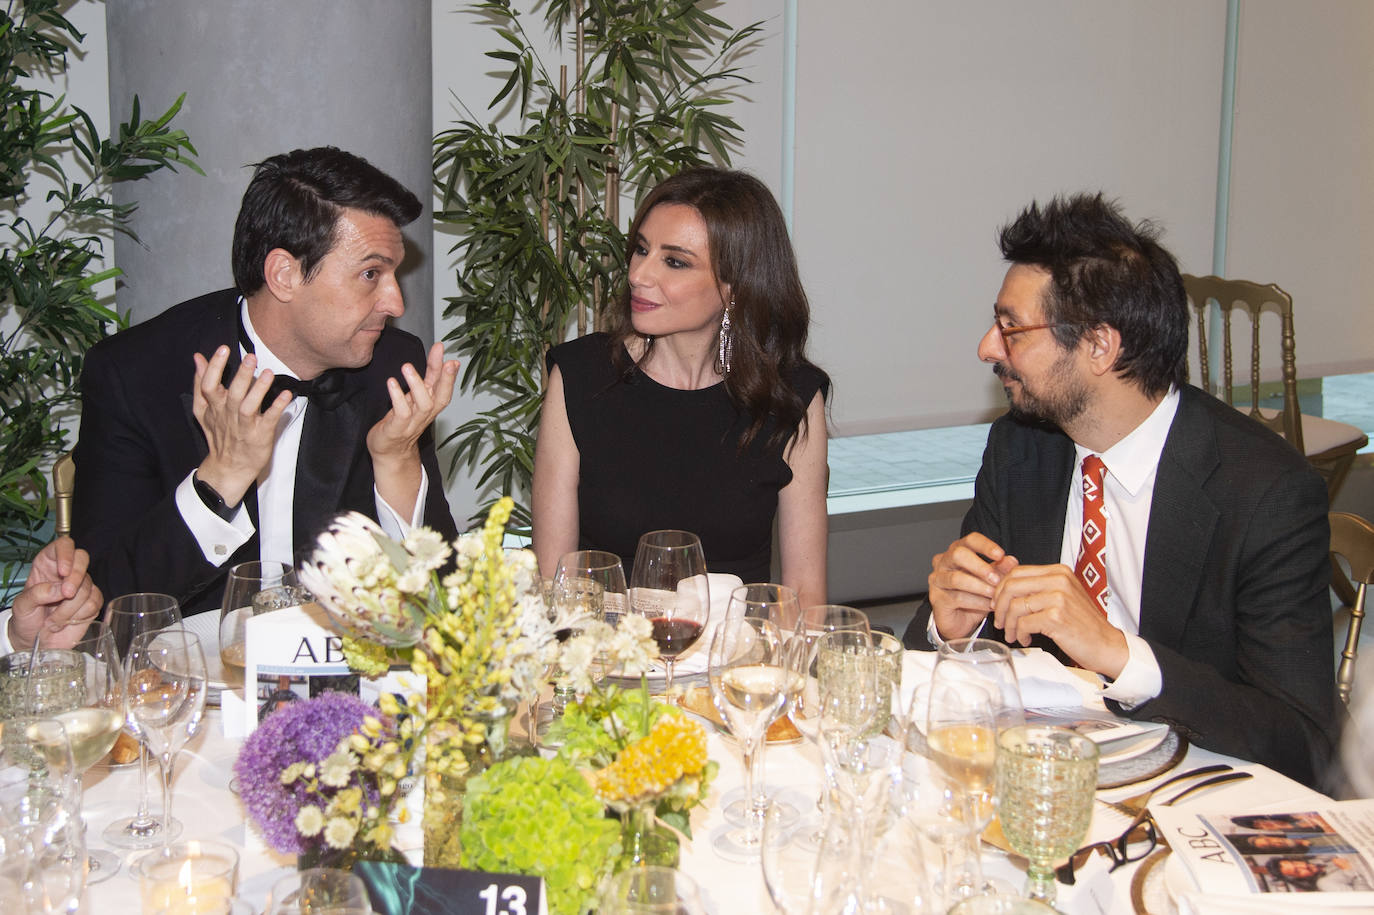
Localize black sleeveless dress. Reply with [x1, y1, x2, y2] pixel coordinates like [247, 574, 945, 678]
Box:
[547, 333, 828, 583]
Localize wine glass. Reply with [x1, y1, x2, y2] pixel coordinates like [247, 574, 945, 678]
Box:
[761, 799, 854, 914]
[267, 867, 371, 914]
[126, 628, 207, 847]
[995, 725, 1099, 907]
[219, 561, 297, 677]
[99, 593, 182, 849]
[920, 679, 999, 900]
[720, 584, 803, 826]
[554, 550, 628, 627]
[897, 748, 986, 912]
[0, 717, 85, 912]
[793, 605, 870, 718]
[601, 865, 705, 915]
[29, 628, 127, 882]
[931, 637, 1025, 731]
[630, 530, 710, 695]
[534, 571, 605, 742]
[707, 616, 801, 860]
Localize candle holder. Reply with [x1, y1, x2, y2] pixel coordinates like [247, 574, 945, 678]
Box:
[136, 839, 239, 915]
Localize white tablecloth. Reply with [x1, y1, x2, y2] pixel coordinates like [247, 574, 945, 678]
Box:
[76, 652, 1327, 914]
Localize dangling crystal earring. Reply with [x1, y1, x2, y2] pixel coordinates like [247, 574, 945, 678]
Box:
[716, 301, 734, 376]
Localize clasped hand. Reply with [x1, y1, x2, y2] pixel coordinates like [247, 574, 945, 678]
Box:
[928, 531, 1128, 678]
[9, 537, 102, 651]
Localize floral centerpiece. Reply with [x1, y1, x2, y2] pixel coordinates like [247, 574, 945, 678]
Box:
[235, 499, 717, 914]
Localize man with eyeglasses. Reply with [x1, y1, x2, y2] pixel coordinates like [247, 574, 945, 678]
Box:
[903, 193, 1337, 790]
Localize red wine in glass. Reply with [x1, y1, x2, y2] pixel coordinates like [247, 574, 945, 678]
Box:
[651, 617, 704, 658]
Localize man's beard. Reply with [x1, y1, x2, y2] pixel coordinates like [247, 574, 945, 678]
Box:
[994, 353, 1088, 427]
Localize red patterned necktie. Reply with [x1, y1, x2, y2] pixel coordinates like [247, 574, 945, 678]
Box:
[1074, 454, 1110, 616]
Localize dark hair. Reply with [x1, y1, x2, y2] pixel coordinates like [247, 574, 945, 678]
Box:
[1228, 834, 1311, 855]
[608, 167, 826, 450]
[1231, 814, 1322, 832]
[1265, 855, 1321, 891]
[231, 146, 422, 295]
[998, 192, 1187, 397]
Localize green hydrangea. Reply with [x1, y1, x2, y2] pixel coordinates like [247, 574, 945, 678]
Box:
[460, 756, 619, 915]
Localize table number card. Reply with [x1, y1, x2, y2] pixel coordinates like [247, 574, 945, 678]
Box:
[355, 861, 546, 915]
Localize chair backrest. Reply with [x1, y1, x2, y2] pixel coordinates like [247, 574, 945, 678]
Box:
[1182, 275, 1303, 452]
[1330, 511, 1374, 705]
[52, 452, 74, 538]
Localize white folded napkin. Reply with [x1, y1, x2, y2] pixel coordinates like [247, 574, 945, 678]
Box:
[643, 572, 742, 678]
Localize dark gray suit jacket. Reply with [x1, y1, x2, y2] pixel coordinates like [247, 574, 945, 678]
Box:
[903, 385, 1338, 787]
[72, 289, 458, 618]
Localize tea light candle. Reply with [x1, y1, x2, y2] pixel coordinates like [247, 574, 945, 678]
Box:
[139, 840, 239, 915]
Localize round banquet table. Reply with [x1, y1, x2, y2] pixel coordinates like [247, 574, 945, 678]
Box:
[75, 657, 1325, 914]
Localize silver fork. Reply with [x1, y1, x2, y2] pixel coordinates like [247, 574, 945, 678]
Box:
[1099, 763, 1232, 818]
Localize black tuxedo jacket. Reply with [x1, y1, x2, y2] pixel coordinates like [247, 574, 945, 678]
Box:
[72, 289, 458, 618]
[903, 385, 1338, 787]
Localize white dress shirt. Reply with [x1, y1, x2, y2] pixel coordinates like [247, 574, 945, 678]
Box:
[174, 300, 426, 567]
[1060, 387, 1180, 706]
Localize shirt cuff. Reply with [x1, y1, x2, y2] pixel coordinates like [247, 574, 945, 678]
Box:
[1100, 631, 1162, 708]
[926, 612, 987, 650]
[0, 610, 13, 655]
[374, 467, 429, 540]
[175, 471, 253, 565]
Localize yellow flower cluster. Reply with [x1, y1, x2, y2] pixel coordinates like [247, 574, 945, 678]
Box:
[590, 712, 709, 805]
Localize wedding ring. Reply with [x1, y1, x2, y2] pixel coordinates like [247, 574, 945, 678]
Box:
[1022, 596, 1030, 615]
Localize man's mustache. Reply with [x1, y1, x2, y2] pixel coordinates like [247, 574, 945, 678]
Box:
[994, 362, 1021, 384]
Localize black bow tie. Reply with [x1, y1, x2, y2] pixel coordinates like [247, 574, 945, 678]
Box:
[237, 312, 348, 412]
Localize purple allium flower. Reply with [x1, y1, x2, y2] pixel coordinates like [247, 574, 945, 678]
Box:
[234, 691, 376, 853]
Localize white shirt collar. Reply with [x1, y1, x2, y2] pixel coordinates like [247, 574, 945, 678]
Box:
[239, 297, 295, 380]
[1074, 386, 1180, 496]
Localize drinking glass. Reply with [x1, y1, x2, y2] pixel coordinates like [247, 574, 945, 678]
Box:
[99, 593, 182, 849]
[219, 561, 297, 674]
[0, 717, 85, 913]
[931, 637, 1024, 731]
[126, 629, 207, 845]
[267, 867, 370, 914]
[995, 725, 1099, 907]
[630, 530, 709, 695]
[534, 572, 605, 742]
[26, 629, 127, 882]
[793, 605, 870, 719]
[601, 865, 705, 915]
[920, 680, 999, 900]
[897, 750, 988, 913]
[761, 800, 853, 914]
[554, 550, 628, 627]
[707, 616, 800, 859]
[720, 584, 803, 826]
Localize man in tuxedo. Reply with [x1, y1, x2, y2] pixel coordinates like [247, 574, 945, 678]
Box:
[72, 147, 459, 618]
[903, 194, 1337, 787]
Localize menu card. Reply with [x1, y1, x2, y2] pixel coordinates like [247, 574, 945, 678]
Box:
[1154, 799, 1374, 902]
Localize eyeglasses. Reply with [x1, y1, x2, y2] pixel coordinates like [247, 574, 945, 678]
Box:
[992, 312, 1076, 345]
[1055, 815, 1158, 886]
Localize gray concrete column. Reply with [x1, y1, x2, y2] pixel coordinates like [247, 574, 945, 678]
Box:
[106, 1, 434, 343]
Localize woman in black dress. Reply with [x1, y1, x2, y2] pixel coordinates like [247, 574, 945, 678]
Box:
[532, 167, 829, 608]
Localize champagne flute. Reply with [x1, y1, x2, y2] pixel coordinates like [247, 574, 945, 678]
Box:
[630, 531, 709, 695]
[98, 593, 182, 849]
[126, 629, 207, 846]
[707, 616, 801, 860]
[995, 725, 1099, 907]
[219, 561, 297, 676]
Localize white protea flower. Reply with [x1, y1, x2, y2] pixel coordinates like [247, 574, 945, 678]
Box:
[299, 512, 424, 646]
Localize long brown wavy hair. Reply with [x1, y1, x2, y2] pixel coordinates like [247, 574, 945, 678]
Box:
[607, 167, 826, 451]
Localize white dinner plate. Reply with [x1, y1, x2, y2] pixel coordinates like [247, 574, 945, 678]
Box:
[176, 611, 234, 693]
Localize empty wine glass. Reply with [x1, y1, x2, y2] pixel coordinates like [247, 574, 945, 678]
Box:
[554, 550, 628, 627]
[219, 561, 297, 678]
[931, 637, 1024, 731]
[98, 593, 181, 849]
[126, 628, 207, 846]
[897, 749, 986, 912]
[630, 531, 709, 695]
[708, 616, 802, 860]
[995, 725, 1099, 907]
[761, 799, 854, 914]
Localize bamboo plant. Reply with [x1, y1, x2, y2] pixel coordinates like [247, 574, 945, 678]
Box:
[433, 0, 759, 528]
[1, 0, 199, 591]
